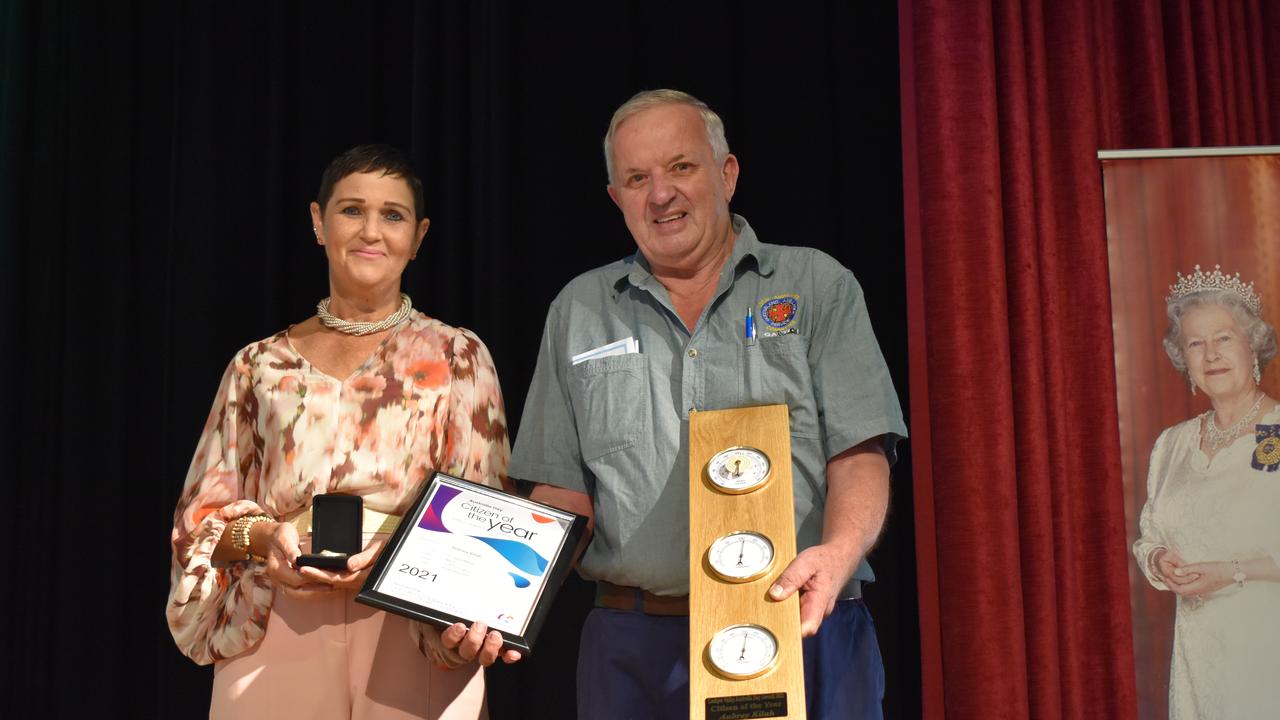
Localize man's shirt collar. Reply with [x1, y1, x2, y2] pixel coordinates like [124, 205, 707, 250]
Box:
[611, 214, 775, 296]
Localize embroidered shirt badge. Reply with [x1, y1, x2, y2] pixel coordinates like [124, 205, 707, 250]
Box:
[759, 295, 799, 333]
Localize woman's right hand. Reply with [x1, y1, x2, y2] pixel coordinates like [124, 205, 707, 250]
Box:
[253, 521, 334, 596]
[1153, 548, 1202, 595]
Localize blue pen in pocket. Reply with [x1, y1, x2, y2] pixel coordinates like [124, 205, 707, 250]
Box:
[743, 306, 760, 403]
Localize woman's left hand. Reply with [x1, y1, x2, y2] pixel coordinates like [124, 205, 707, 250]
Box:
[435, 622, 522, 668]
[296, 537, 387, 590]
[1170, 560, 1235, 598]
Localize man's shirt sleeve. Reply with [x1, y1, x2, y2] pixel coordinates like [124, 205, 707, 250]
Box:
[809, 264, 908, 465]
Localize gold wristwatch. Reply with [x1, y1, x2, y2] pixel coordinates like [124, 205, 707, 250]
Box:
[231, 515, 272, 563]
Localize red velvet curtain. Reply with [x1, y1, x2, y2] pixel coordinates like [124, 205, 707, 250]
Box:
[899, 2, 1280, 718]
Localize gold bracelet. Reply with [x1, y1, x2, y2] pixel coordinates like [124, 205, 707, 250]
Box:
[230, 514, 273, 563]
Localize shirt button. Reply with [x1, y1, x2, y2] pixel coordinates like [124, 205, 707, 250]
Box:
[687, 349, 699, 358]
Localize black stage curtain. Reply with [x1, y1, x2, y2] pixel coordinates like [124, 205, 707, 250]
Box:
[0, 2, 913, 717]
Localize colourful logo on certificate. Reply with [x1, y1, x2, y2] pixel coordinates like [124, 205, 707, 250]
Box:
[419, 485, 550, 583]
[759, 294, 799, 331]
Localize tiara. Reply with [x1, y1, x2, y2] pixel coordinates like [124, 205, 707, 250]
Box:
[1166, 264, 1261, 315]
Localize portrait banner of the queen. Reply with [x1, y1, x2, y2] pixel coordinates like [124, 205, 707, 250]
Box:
[1100, 147, 1280, 720]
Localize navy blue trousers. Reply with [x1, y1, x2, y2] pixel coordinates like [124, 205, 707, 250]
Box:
[576, 599, 883, 720]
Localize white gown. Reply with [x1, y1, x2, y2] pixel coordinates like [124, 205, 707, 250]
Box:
[1134, 409, 1280, 720]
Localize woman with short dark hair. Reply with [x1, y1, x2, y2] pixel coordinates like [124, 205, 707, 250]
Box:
[167, 145, 513, 718]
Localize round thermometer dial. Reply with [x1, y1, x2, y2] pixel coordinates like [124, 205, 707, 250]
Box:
[706, 446, 772, 494]
[707, 624, 779, 680]
[707, 531, 775, 583]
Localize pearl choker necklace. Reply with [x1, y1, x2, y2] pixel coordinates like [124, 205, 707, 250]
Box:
[317, 293, 413, 336]
[1205, 393, 1265, 453]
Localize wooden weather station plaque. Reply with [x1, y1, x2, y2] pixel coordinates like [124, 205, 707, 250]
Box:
[689, 404, 806, 720]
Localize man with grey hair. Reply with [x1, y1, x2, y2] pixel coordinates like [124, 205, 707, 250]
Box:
[509, 89, 906, 719]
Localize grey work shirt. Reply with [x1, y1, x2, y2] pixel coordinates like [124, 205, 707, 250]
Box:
[509, 215, 907, 596]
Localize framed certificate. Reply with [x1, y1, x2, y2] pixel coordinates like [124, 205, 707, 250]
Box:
[356, 472, 587, 655]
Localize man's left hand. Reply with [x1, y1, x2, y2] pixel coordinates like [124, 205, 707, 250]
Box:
[767, 436, 890, 637]
[768, 542, 860, 637]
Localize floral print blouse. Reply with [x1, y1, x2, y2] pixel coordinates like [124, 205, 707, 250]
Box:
[166, 312, 510, 665]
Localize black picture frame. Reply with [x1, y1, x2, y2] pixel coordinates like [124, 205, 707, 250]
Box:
[356, 472, 587, 655]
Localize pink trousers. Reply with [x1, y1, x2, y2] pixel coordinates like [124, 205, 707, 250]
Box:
[210, 536, 487, 719]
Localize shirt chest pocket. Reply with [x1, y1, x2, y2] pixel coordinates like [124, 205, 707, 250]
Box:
[745, 334, 820, 439]
[568, 354, 652, 461]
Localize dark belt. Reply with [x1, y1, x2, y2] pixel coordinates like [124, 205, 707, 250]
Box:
[595, 581, 690, 616]
[594, 579, 863, 615]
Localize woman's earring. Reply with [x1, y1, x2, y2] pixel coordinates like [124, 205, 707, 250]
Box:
[1254, 357, 1262, 385]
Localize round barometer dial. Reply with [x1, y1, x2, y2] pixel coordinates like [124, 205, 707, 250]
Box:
[706, 446, 772, 494]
